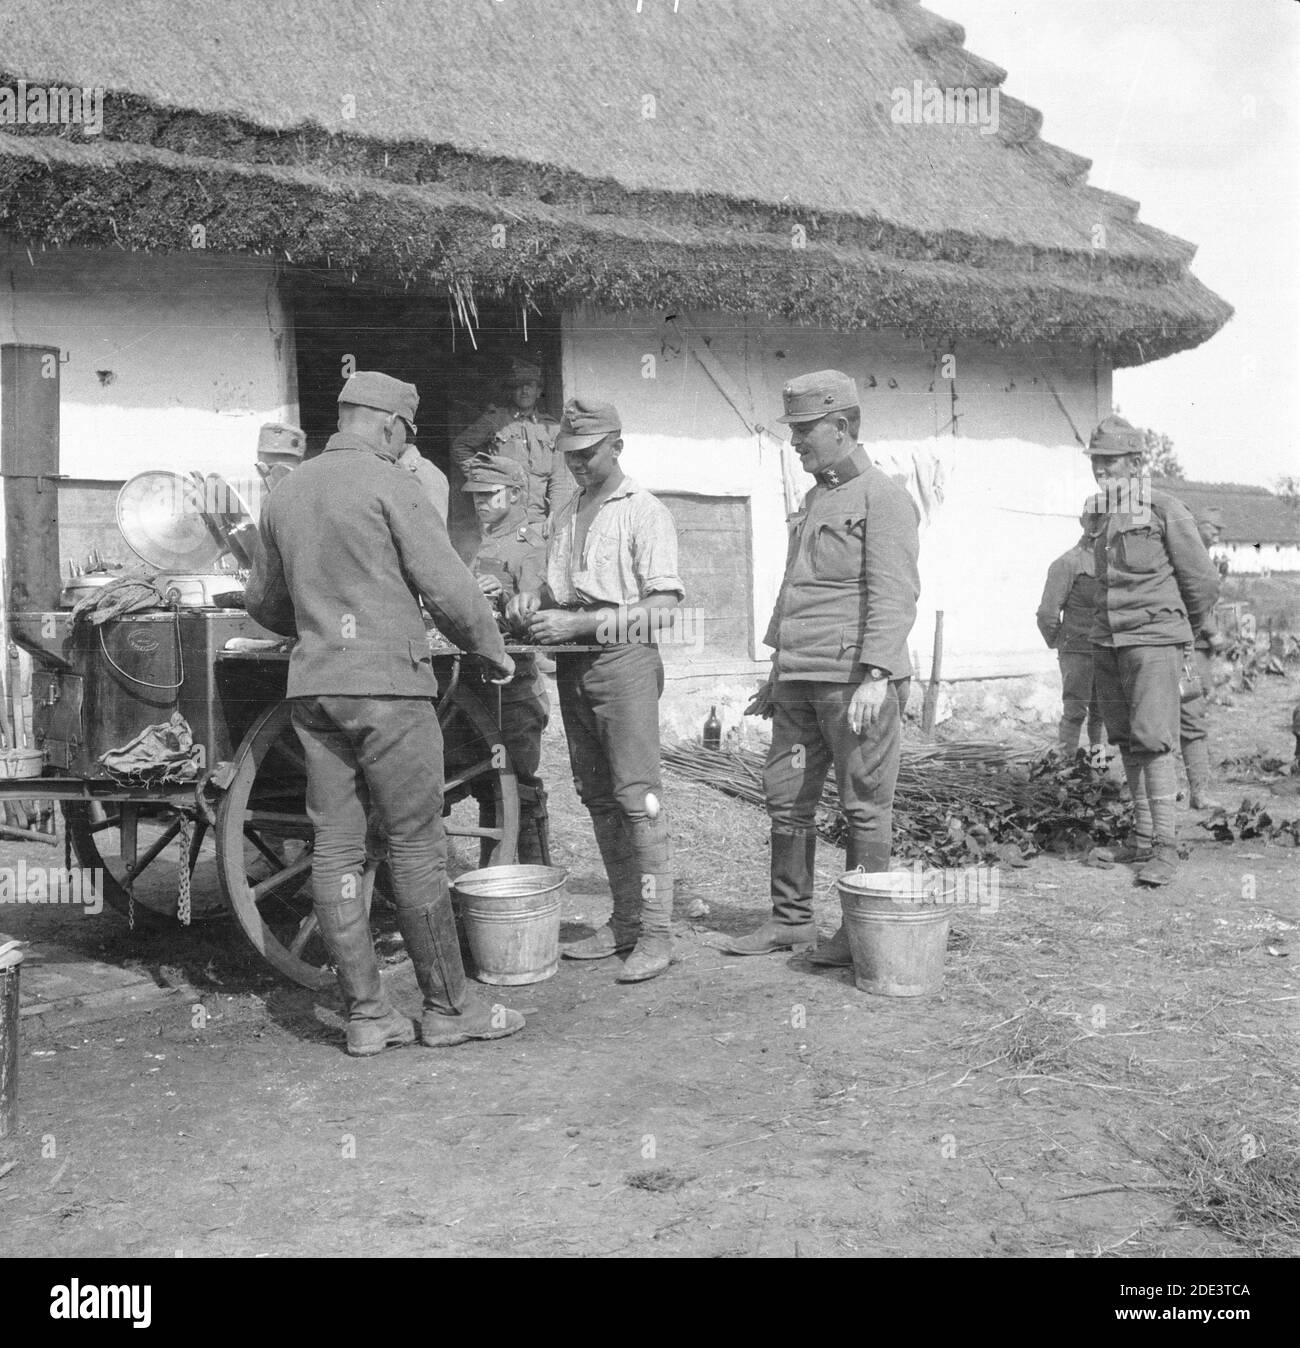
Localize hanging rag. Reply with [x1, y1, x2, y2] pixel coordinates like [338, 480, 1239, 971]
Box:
[98, 711, 202, 783]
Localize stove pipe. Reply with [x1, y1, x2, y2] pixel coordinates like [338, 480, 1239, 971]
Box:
[1, 344, 62, 613]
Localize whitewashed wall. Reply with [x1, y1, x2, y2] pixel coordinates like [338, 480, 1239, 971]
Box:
[1218, 543, 1300, 575]
[561, 307, 1109, 679]
[0, 246, 296, 483]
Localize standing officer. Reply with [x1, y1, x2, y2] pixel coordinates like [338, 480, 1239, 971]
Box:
[1082, 415, 1219, 885]
[452, 357, 574, 527]
[508, 399, 684, 983]
[1179, 505, 1227, 809]
[246, 371, 526, 1055]
[1036, 533, 1106, 761]
[727, 371, 920, 964]
[462, 454, 550, 864]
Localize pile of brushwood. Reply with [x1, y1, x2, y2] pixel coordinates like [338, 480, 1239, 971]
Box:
[661, 742, 1134, 868]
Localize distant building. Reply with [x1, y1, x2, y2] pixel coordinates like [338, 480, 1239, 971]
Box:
[1156, 480, 1300, 575]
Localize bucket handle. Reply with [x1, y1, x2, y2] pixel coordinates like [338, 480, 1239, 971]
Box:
[97, 613, 186, 691]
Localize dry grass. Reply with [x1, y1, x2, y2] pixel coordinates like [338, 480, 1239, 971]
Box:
[1153, 1121, 1300, 1255]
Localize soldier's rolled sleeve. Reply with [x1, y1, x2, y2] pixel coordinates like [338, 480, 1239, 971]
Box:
[382, 477, 508, 669]
[244, 510, 298, 638]
[631, 496, 685, 599]
[1165, 502, 1220, 637]
[857, 488, 920, 676]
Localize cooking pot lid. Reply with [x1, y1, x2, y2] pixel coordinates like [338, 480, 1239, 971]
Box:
[116, 471, 235, 572]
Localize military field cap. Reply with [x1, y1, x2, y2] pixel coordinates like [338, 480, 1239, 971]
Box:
[503, 357, 543, 387]
[556, 397, 621, 452]
[461, 454, 528, 493]
[257, 422, 305, 459]
[1087, 414, 1144, 457]
[338, 370, 419, 427]
[776, 369, 860, 424]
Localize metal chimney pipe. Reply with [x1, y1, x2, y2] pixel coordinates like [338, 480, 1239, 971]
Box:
[1, 344, 62, 612]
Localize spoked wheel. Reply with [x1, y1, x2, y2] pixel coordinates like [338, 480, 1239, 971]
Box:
[215, 692, 521, 990]
[63, 799, 227, 926]
[215, 700, 356, 990]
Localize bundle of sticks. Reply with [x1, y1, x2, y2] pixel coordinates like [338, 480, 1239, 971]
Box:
[662, 739, 1121, 865]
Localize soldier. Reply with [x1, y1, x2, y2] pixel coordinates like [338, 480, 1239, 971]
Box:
[1036, 532, 1106, 761]
[461, 454, 551, 864]
[726, 370, 920, 964]
[1082, 415, 1219, 885]
[508, 399, 683, 983]
[451, 357, 574, 527]
[1179, 505, 1227, 809]
[246, 371, 526, 1055]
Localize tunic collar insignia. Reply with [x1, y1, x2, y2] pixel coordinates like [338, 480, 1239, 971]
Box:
[815, 448, 866, 489]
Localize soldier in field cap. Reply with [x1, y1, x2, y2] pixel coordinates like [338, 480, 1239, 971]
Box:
[461, 454, 551, 864]
[246, 371, 526, 1056]
[727, 370, 920, 964]
[1081, 414, 1219, 885]
[452, 356, 574, 526]
[507, 397, 684, 983]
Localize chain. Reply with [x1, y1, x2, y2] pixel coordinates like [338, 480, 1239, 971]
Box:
[128, 887, 135, 932]
[177, 816, 192, 927]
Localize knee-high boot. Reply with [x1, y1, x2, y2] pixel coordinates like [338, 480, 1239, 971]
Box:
[617, 816, 674, 983]
[562, 810, 642, 959]
[313, 895, 415, 1057]
[396, 896, 525, 1046]
[809, 826, 889, 967]
[723, 826, 819, 955]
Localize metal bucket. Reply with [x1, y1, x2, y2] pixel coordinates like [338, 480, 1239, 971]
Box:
[836, 868, 957, 998]
[451, 864, 567, 986]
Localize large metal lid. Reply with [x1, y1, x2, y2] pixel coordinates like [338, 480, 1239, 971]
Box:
[116, 471, 246, 572]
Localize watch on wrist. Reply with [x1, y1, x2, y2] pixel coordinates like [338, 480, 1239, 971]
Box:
[865, 665, 888, 681]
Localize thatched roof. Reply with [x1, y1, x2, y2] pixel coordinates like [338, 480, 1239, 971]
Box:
[0, 0, 1231, 365]
[1156, 481, 1300, 546]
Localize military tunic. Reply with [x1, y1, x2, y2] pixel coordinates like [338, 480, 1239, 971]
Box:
[762, 446, 921, 905]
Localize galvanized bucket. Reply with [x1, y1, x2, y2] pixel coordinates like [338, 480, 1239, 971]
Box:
[451, 864, 567, 986]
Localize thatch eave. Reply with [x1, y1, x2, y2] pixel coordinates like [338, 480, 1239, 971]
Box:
[0, 133, 1232, 367]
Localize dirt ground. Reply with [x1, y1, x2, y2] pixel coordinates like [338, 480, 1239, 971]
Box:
[1, 673, 1296, 1259]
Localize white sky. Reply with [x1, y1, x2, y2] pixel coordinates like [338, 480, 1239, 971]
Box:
[931, 0, 1299, 488]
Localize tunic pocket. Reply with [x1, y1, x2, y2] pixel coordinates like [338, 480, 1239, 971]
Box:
[1118, 527, 1163, 574]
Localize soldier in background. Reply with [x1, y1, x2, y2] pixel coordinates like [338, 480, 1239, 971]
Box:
[1036, 531, 1106, 763]
[452, 358, 574, 528]
[462, 455, 550, 864]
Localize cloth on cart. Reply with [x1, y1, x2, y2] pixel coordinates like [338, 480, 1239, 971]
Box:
[98, 711, 202, 783]
[70, 577, 168, 627]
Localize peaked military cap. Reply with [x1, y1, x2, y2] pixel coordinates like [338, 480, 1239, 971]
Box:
[776, 369, 860, 424]
[1087, 414, 1144, 457]
[338, 371, 419, 427]
[556, 398, 621, 452]
[461, 454, 528, 492]
[257, 422, 305, 460]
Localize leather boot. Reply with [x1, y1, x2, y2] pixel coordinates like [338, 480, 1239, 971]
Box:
[397, 898, 525, 1046]
[617, 816, 674, 983]
[810, 829, 887, 967]
[313, 897, 415, 1057]
[515, 806, 546, 866]
[563, 810, 641, 960]
[1137, 843, 1179, 886]
[1182, 738, 1223, 811]
[724, 827, 819, 955]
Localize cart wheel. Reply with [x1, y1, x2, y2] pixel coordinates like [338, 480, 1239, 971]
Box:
[216, 692, 520, 990]
[438, 684, 520, 865]
[214, 700, 369, 990]
[63, 801, 226, 926]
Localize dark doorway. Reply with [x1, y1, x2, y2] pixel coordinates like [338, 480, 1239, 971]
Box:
[285, 273, 562, 558]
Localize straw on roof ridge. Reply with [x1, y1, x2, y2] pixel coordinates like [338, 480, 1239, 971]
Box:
[1155, 480, 1300, 546]
[0, 132, 1229, 366]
